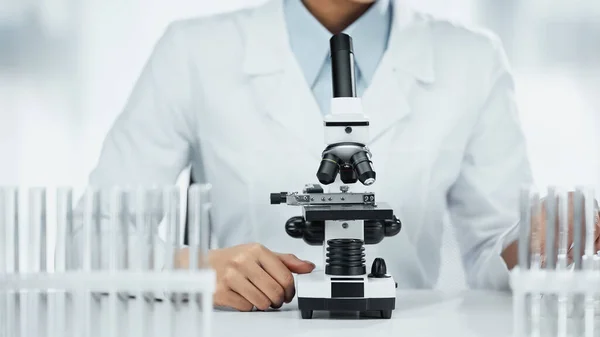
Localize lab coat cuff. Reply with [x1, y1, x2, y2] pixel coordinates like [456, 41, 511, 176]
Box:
[486, 221, 520, 291]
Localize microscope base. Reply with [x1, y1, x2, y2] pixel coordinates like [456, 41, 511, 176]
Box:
[295, 271, 396, 319]
[297, 297, 395, 319]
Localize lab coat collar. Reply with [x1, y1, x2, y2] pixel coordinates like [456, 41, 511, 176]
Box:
[237, 0, 434, 153]
[241, 0, 436, 84]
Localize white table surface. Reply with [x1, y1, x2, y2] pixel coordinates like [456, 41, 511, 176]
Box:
[6, 290, 514, 337]
[205, 290, 514, 337]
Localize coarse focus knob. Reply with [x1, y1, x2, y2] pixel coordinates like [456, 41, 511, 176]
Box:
[270, 192, 287, 204]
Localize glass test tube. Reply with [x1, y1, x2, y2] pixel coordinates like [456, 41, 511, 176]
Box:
[187, 183, 212, 337]
[78, 188, 101, 337]
[1, 190, 7, 337]
[556, 189, 569, 337]
[162, 186, 181, 337]
[145, 187, 161, 337]
[581, 187, 596, 337]
[1, 188, 20, 337]
[572, 188, 586, 336]
[527, 188, 542, 337]
[129, 187, 147, 337]
[187, 184, 211, 270]
[106, 187, 130, 337]
[28, 188, 48, 337]
[56, 188, 74, 337]
[542, 187, 559, 337]
[515, 186, 533, 337]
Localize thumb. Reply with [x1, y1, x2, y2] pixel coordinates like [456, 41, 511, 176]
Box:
[277, 253, 315, 274]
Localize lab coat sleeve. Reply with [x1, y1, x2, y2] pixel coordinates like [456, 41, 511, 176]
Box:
[66, 24, 197, 291]
[446, 37, 534, 291]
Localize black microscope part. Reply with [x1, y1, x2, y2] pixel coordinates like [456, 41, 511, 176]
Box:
[304, 204, 393, 222]
[369, 258, 389, 278]
[325, 239, 366, 276]
[304, 184, 324, 194]
[270, 192, 287, 204]
[339, 165, 358, 184]
[330, 33, 356, 98]
[316, 153, 341, 185]
[384, 215, 402, 237]
[285, 217, 402, 246]
[349, 151, 376, 185]
[285, 216, 305, 239]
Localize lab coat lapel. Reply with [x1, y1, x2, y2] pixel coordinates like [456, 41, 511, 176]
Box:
[363, 3, 436, 145]
[238, 0, 324, 157]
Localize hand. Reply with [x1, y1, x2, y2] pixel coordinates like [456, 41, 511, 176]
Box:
[535, 193, 600, 265]
[175, 243, 315, 311]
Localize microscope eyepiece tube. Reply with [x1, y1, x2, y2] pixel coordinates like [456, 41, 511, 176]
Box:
[330, 33, 356, 98]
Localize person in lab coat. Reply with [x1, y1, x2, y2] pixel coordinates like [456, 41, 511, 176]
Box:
[83, 0, 600, 311]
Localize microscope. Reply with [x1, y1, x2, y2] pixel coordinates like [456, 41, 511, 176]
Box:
[269, 33, 402, 319]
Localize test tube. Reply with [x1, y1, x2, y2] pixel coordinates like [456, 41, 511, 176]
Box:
[28, 188, 48, 337]
[187, 183, 212, 337]
[1, 190, 7, 337]
[518, 186, 532, 270]
[583, 187, 596, 337]
[544, 188, 560, 336]
[572, 188, 586, 336]
[130, 187, 148, 337]
[162, 186, 181, 337]
[529, 189, 542, 337]
[515, 186, 533, 337]
[146, 187, 161, 337]
[106, 187, 130, 337]
[545, 187, 558, 270]
[556, 188, 569, 337]
[594, 250, 600, 316]
[1, 188, 20, 337]
[78, 187, 101, 337]
[55, 188, 73, 337]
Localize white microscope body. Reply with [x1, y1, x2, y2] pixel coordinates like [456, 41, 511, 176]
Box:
[270, 33, 401, 319]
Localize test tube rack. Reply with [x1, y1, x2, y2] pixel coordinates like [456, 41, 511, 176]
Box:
[511, 186, 600, 337]
[0, 185, 215, 337]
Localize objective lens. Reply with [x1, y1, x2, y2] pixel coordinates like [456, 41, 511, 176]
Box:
[317, 153, 341, 185]
[339, 165, 358, 184]
[350, 151, 376, 185]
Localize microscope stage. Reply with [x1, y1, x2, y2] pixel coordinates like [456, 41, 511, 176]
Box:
[302, 202, 394, 222]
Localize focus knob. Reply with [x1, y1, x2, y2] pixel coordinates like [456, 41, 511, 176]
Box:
[285, 216, 305, 239]
[270, 192, 287, 204]
[384, 215, 402, 237]
[369, 258, 388, 278]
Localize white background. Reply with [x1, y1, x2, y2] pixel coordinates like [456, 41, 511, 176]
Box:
[1, 0, 599, 289]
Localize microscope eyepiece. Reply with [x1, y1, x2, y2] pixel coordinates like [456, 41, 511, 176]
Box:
[330, 33, 356, 98]
[350, 151, 376, 186]
[317, 153, 341, 185]
[330, 33, 353, 53]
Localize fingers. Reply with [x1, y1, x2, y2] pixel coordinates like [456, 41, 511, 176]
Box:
[240, 262, 285, 308]
[212, 243, 315, 311]
[214, 290, 254, 312]
[225, 268, 271, 311]
[277, 253, 316, 274]
[258, 251, 298, 303]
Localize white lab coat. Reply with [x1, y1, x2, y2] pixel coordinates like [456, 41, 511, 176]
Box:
[76, 0, 533, 291]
